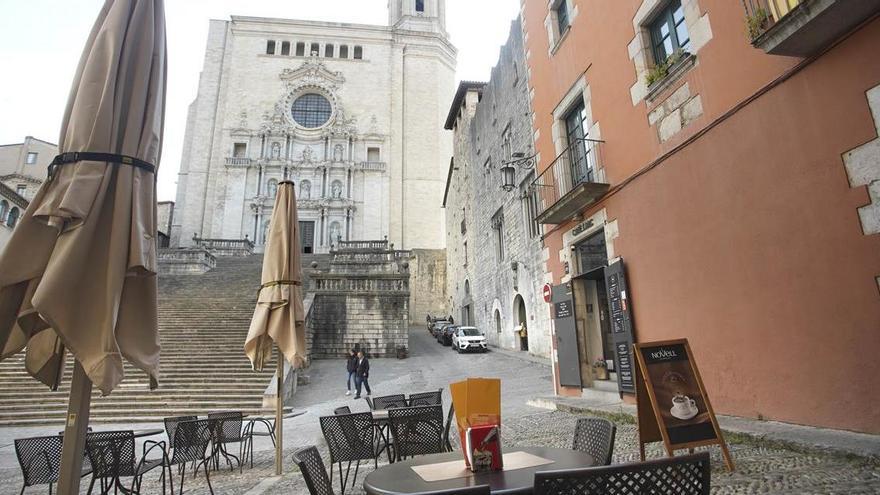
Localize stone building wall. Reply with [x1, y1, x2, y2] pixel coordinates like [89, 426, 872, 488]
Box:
[309, 293, 409, 359]
[408, 248, 447, 325]
[444, 19, 551, 358]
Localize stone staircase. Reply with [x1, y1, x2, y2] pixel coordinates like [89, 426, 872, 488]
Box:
[0, 254, 326, 426]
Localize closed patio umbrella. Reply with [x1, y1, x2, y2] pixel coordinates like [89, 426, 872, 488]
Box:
[0, 0, 166, 491]
[246, 180, 307, 474]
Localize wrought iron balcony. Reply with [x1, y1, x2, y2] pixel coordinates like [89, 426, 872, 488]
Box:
[532, 138, 609, 225]
[743, 0, 880, 56]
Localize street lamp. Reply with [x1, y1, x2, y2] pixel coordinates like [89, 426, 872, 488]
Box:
[500, 151, 538, 192]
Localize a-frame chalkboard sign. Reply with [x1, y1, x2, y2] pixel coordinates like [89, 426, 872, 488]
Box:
[634, 338, 734, 471]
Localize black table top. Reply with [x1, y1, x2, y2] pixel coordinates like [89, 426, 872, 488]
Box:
[363, 446, 596, 495]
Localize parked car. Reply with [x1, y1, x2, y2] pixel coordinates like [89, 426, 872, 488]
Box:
[426, 314, 449, 333]
[430, 320, 451, 338]
[438, 324, 457, 346]
[452, 327, 488, 353]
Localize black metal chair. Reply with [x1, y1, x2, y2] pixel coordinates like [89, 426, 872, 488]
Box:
[207, 411, 244, 472]
[14, 435, 92, 495]
[572, 417, 617, 466]
[334, 406, 352, 415]
[161, 419, 216, 495]
[387, 405, 445, 462]
[372, 394, 407, 410]
[85, 430, 165, 495]
[364, 397, 374, 410]
[241, 417, 276, 469]
[292, 446, 335, 495]
[408, 389, 442, 407]
[163, 416, 197, 452]
[442, 404, 457, 452]
[533, 452, 711, 495]
[319, 412, 377, 495]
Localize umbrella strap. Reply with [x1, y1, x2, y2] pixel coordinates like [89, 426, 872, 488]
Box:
[48, 152, 156, 181]
[259, 280, 302, 293]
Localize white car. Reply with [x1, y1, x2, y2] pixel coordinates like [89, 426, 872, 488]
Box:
[452, 327, 488, 353]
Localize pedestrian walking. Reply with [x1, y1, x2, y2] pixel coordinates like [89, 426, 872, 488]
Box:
[345, 349, 358, 396]
[354, 350, 371, 399]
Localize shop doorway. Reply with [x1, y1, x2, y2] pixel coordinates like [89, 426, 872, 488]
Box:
[572, 229, 614, 385]
[513, 295, 529, 351]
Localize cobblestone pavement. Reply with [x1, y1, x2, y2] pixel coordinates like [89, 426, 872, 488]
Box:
[0, 328, 877, 494]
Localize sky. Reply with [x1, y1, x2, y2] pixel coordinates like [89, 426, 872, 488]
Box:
[0, 0, 521, 201]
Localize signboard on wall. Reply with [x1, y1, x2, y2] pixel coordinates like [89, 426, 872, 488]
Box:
[603, 259, 635, 394]
[634, 339, 734, 471]
[552, 283, 582, 388]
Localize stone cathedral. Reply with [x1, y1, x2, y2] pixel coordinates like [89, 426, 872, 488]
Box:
[171, 0, 456, 253]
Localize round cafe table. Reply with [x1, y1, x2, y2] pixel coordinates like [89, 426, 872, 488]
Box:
[363, 446, 596, 495]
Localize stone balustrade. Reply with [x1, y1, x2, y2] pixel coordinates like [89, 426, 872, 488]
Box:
[193, 236, 255, 257]
[158, 248, 217, 275]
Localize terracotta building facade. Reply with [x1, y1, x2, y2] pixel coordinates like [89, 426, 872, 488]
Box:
[520, 0, 880, 433]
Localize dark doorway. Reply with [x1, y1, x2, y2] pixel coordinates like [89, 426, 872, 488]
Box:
[299, 221, 315, 254]
[514, 295, 529, 351]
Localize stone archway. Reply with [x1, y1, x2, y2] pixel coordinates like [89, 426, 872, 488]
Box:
[513, 294, 528, 351]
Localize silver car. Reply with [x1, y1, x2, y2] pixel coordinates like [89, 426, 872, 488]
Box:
[452, 326, 488, 353]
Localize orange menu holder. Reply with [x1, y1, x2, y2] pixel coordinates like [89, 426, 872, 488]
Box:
[450, 378, 503, 472]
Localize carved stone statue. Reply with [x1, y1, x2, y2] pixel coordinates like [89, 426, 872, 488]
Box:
[302, 146, 314, 163]
[333, 144, 345, 162]
[331, 181, 343, 199]
[271, 142, 281, 159]
[329, 222, 342, 243]
[300, 180, 311, 200]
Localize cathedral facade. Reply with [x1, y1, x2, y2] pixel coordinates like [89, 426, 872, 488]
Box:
[171, 0, 456, 252]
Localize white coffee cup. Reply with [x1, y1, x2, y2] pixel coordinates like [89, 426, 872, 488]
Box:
[672, 395, 697, 416]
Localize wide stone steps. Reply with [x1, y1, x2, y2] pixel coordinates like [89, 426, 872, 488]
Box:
[0, 254, 304, 425]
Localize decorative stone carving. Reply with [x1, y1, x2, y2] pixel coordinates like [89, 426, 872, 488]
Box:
[333, 144, 345, 162]
[271, 142, 281, 159]
[329, 221, 342, 242]
[331, 180, 343, 199]
[302, 146, 314, 163]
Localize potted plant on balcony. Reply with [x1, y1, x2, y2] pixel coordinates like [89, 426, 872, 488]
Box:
[745, 6, 771, 41]
[593, 357, 608, 380]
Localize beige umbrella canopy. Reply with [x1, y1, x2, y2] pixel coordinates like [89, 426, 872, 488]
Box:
[0, 0, 166, 395]
[246, 181, 308, 371]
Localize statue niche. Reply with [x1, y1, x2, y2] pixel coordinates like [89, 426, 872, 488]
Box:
[333, 144, 345, 163]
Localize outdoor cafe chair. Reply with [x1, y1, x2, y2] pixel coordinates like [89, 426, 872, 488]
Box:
[533, 451, 711, 495]
[442, 404, 457, 452]
[85, 430, 165, 495]
[319, 412, 377, 495]
[241, 416, 276, 469]
[372, 394, 407, 410]
[163, 416, 197, 473]
[207, 411, 244, 472]
[387, 405, 445, 462]
[334, 406, 352, 415]
[408, 389, 442, 407]
[14, 435, 92, 495]
[161, 419, 217, 495]
[292, 446, 335, 495]
[572, 417, 617, 466]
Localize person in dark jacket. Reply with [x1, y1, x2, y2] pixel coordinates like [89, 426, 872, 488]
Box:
[354, 350, 372, 399]
[345, 349, 358, 396]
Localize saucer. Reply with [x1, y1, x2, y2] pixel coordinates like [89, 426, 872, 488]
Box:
[670, 407, 698, 420]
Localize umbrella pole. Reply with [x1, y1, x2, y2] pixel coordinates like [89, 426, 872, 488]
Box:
[275, 347, 283, 476]
[59, 361, 92, 494]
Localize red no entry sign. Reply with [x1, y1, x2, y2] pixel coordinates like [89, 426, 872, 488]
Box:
[543, 284, 552, 303]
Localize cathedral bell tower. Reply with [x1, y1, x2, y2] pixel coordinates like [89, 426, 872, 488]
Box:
[388, 0, 447, 35]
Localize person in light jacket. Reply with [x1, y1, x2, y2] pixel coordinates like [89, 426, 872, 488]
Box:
[345, 349, 358, 396]
[354, 350, 372, 399]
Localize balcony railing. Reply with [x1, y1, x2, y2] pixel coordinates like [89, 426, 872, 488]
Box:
[743, 0, 880, 56]
[359, 161, 387, 172]
[193, 236, 255, 256]
[532, 138, 610, 225]
[226, 157, 253, 166]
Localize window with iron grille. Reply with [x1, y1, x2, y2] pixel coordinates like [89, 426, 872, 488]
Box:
[281, 41, 290, 56]
[266, 40, 276, 55]
[650, 0, 690, 64]
[521, 172, 540, 239]
[491, 209, 505, 262]
[291, 94, 332, 129]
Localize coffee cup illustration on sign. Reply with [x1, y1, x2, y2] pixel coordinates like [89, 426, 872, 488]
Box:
[670, 394, 698, 420]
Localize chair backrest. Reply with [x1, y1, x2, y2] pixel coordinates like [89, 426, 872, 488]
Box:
[408, 389, 442, 407]
[373, 394, 407, 410]
[534, 452, 711, 495]
[333, 406, 352, 415]
[442, 404, 457, 452]
[292, 446, 336, 495]
[14, 435, 63, 488]
[164, 415, 197, 446]
[388, 405, 445, 459]
[86, 431, 137, 479]
[169, 419, 214, 465]
[208, 411, 244, 442]
[572, 417, 617, 466]
[319, 412, 376, 463]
